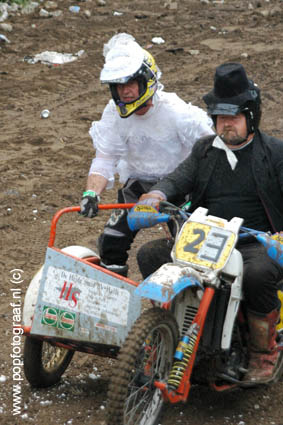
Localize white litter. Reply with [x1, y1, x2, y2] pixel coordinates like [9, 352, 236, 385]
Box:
[0, 4, 8, 22]
[39, 8, 50, 17]
[41, 109, 50, 118]
[0, 34, 10, 43]
[152, 37, 165, 44]
[25, 50, 85, 65]
[39, 400, 53, 406]
[69, 5, 80, 13]
[88, 372, 101, 380]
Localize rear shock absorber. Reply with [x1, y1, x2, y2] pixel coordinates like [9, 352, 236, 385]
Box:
[168, 323, 199, 390]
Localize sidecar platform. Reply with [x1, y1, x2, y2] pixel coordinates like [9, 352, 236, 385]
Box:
[24, 246, 141, 355]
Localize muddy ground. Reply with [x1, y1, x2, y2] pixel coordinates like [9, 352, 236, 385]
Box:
[1, 0, 283, 424]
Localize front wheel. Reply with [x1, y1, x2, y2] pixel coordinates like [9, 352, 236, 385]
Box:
[24, 336, 74, 387]
[107, 307, 179, 425]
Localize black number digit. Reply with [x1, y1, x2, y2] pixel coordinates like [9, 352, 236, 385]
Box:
[183, 228, 205, 253]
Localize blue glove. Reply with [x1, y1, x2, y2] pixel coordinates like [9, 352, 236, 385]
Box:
[79, 190, 100, 218]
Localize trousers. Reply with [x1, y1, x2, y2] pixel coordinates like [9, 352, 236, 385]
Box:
[98, 178, 157, 266]
[137, 239, 283, 314]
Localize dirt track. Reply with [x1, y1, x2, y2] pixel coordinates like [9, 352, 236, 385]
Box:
[1, 0, 283, 424]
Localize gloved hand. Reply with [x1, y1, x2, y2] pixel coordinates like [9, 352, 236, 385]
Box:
[79, 190, 100, 218]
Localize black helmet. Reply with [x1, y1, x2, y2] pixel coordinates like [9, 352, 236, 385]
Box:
[203, 63, 261, 133]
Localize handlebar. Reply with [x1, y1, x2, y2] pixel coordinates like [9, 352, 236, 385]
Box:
[48, 203, 135, 248]
[158, 202, 265, 237]
[127, 202, 283, 267]
[127, 201, 265, 238]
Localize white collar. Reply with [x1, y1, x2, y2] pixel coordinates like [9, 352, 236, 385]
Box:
[212, 136, 238, 170]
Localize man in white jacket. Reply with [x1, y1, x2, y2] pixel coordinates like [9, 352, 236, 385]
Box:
[80, 33, 214, 276]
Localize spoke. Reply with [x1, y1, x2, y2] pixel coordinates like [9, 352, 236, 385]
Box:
[41, 343, 67, 370]
[126, 381, 152, 422]
[124, 327, 167, 424]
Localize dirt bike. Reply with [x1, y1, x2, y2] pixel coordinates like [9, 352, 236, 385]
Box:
[107, 202, 283, 425]
[22, 203, 139, 388]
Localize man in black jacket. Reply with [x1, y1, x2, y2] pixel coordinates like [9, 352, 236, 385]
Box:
[137, 63, 283, 384]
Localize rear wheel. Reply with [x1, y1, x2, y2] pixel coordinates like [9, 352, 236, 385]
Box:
[107, 308, 179, 425]
[24, 336, 74, 387]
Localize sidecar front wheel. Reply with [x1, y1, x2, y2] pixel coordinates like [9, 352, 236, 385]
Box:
[24, 336, 74, 388]
[107, 307, 179, 425]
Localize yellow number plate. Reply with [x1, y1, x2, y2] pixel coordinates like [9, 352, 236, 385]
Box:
[133, 205, 158, 213]
[175, 221, 236, 270]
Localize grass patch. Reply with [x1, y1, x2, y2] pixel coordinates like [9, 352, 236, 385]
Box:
[0, 0, 31, 5]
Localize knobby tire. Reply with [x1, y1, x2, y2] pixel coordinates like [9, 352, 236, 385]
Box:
[107, 307, 179, 425]
[24, 336, 74, 388]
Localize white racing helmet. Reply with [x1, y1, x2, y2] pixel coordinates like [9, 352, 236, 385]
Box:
[100, 33, 162, 118]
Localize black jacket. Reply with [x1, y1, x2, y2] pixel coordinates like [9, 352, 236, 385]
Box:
[152, 130, 283, 232]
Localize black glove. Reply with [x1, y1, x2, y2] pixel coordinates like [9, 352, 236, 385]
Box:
[79, 190, 100, 218]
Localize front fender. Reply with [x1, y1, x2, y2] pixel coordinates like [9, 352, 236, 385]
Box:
[135, 263, 203, 303]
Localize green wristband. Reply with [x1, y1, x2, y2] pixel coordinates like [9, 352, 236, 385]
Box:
[83, 190, 96, 198]
[82, 190, 101, 201]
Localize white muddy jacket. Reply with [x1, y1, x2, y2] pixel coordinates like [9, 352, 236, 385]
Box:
[89, 89, 214, 189]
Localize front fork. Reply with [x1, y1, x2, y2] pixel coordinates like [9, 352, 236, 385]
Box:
[154, 287, 215, 403]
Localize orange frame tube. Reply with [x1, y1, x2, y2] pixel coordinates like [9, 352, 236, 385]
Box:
[48, 204, 135, 248]
[155, 287, 215, 403]
[23, 203, 137, 338]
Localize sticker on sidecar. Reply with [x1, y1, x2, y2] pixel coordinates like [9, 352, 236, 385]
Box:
[31, 247, 141, 346]
[41, 265, 130, 327]
[41, 305, 75, 332]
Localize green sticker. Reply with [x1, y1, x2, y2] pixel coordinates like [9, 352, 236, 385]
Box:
[42, 306, 59, 327]
[42, 306, 75, 332]
[59, 310, 75, 331]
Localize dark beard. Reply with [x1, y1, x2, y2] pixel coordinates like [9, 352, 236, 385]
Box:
[220, 131, 247, 146]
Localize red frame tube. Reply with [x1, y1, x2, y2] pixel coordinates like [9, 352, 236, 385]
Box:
[48, 204, 135, 248]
